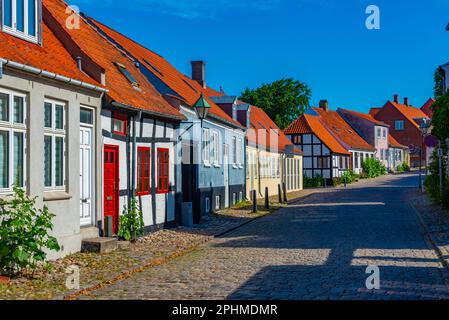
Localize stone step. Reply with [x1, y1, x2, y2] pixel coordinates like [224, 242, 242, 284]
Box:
[81, 237, 118, 254]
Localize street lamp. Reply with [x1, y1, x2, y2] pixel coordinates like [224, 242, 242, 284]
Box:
[419, 119, 430, 192]
[193, 94, 211, 123]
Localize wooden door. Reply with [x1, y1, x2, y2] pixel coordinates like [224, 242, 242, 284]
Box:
[104, 145, 119, 234]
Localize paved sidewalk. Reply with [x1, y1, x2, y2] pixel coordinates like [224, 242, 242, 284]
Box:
[408, 187, 449, 272]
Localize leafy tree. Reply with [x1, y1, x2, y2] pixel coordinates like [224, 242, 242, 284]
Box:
[434, 69, 444, 99]
[240, 78, 312, 130]
[431, 93, 449, 141]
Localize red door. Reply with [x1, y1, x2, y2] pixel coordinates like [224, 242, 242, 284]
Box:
[104, 145, 119, 234]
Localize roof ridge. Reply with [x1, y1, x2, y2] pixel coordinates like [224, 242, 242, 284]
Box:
[87, 15, 164, 59]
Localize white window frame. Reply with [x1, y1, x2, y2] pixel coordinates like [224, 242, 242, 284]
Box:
[2, 0, 39, 43]
[202, 128, 210, 166]
[211, 131, 220, 167]
[395, 120, 404, 131]
[44, 99, 66, 192]
[215, 195, 220, 211]
[238, 138, 243, 168]
[0, 88, 27, 193]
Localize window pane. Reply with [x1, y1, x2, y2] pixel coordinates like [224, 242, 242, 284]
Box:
[112, 119, 124, 134]
[13, 96, 24, 124]
[16, 0, 24, 32]
[28, 0, 36, 36]
[4, 0, 12, 27]
[44, 135, 52, 187]
[44, 103, 52, 128]
[55, 137, 64, 187]
[80, 108, 93, 125]
[0, 93, 10, 122]
[0, 131, 9, 188]
[55, 105, 64, 129]
[13, 132, 23, 187]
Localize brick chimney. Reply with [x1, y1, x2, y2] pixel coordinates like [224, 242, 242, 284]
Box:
[404, 97, 409, 106]
[393, 94, 399, 103]
[319, 100, 329, 112]
[191, 61, 206, 88]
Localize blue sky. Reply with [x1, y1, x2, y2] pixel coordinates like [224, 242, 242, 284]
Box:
[75, 0, 449, 113]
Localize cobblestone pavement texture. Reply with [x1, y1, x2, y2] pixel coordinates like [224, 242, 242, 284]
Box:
[81, 174, 449, 300]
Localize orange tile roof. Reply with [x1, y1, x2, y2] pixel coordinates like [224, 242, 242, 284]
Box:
[284, 113, 350, 155]
[388, 101, 429, 129]
[338, 108, 389, 127]
[284, 115, 312, 135]
[389, 134, 408, 149]
[248, 106, 301, 154]
[420, 98, 435, 118]
[314, 108, 376, 152]
[0, 21, 101, 89]
[86, 17, 241, 127]
[43, 0, 184, 120]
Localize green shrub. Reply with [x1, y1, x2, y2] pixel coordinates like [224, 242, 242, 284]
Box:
[118, 198, 145, 242]
[332, 177, 342, 187]
[303, 175, 324, 188]
[362, 158, 387, 178]
[0, 187, 60, 277]
[424, 149, 449, 208]
[341, 170, 359, 184]
[402, 162, 410, 172]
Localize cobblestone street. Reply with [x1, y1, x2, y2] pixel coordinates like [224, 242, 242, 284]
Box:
[80, 174, 449, 300]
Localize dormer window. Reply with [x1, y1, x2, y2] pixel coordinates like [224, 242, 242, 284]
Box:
[2, 0, 38, 42]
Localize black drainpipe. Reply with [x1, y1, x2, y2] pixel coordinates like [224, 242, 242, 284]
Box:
[131, 111, 142, 202]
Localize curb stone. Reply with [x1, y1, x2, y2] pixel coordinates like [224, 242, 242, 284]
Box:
[409, 202, 449, 285]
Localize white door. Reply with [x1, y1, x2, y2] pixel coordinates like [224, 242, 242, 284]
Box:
[80, 126, 93, 226]
[224, 144, 229, 207]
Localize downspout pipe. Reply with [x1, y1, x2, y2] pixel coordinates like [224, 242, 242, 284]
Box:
[131, 111, 142, 202]
[0, 58, 108, 93]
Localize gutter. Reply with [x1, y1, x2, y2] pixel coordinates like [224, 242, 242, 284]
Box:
[208, 112, 246, 130]
[0, 58, 108, 93]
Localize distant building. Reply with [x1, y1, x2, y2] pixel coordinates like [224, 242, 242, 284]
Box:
[337, 108, 410, 171]
[370, 95, 431, 168]
[420, 98, 435, 118]
[285, 100, 375, 183]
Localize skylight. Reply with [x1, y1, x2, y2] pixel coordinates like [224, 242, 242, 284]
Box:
[182, 79, 198, 93]
[115, 62, 139, 87]
[143, 59, 163, 77]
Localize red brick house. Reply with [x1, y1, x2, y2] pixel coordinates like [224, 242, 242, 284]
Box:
[371, 95, 431, 168]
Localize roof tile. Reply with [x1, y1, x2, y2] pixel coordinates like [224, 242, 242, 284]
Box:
[86, 17, 239, 126]
[43, 0, 184, 120]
